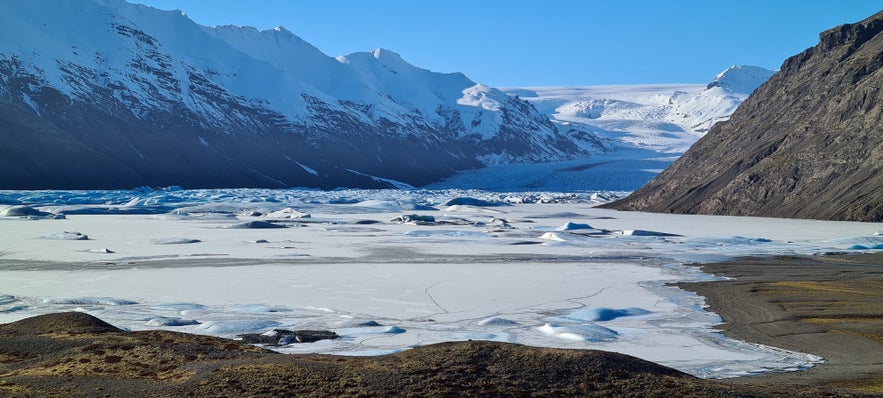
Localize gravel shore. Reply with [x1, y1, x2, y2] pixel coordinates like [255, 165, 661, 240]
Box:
[679, 253, 883, 393]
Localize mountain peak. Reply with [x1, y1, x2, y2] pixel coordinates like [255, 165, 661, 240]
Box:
[371, 48, 401, 60]
[705, 65, 775, 94]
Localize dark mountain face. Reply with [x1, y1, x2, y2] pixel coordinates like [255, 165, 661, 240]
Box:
[0, 0, 588, 190]
[604, 10, 883, 222]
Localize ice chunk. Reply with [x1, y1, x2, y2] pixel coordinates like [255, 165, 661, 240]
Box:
[40, 231, 89, 240]
[1, 205, 53, 217]
[43, 297, 137, 305]
[331, 319, 382, 327]
[195, 319, 281, 335]
[146, 317, 200, 326]
[335, 325, 406, 336]
[389, 214, 436, 224]
[556, 222, 593, 231]
[478, 317, 519, 326]
[265, 208, 311, 219]
[222, 221, 286, 229]
[537, 323, 619, 342]
[562, 307, 652, 322]
[538, 232, 568, 242]
[151, 238, 202, 245]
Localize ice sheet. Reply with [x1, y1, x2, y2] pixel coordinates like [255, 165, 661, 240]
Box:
[1, 188, 880, 379]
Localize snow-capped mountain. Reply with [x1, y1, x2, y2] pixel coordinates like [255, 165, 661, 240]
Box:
[0, 0, 584, 189]
[0, 0, 774, 190]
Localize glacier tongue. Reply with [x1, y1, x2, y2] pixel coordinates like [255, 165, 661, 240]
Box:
[503, 64, 775, 156]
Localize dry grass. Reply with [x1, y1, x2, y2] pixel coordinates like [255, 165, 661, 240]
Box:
[2, 312, 876, 397]
[768, 281, 883, 296]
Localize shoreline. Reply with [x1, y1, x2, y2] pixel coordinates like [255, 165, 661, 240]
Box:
[678, 253, 883, 392]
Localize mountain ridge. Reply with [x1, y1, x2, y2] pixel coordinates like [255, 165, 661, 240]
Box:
[603, 10, 883, 221]
[0, 0, 582, 189]
[0, 0, 771, 190]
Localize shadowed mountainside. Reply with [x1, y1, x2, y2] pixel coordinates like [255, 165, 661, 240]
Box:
[604, 10, 883, 221]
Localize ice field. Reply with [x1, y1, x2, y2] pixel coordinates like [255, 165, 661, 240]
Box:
[2, 188, 882, 378]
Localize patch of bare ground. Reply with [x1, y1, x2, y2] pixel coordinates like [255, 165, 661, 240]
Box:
[0, 310, 878, 397]
[679, 253, 883, 394]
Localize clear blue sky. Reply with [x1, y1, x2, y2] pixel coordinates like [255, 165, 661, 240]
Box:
[135, 1, 881, 87]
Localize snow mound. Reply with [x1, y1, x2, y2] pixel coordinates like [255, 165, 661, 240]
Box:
[265, 208, 311, 219]
[537, 323, 619, 342]
[336, 325, 406, 336]
[441, 197, 510, 207]
[350, 200, 434, 212]
[555, 222, 593, 231]
[40, 231, 89, 240]
[43, 297, 137, 306]
[835, 236, 883, 250]
[145, 317, 200, 326]
[538, 232, 570, 242]
[196, 319, 281, 335]
[1, 205, 53, 217]
[389, 214, 436, 224]
[478, 317, 519, 326]
[563, 307, 652, 322]
[331, 319, 382, 328]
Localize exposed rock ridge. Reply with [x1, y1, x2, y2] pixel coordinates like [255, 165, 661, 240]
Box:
[603, 10, 883, 221]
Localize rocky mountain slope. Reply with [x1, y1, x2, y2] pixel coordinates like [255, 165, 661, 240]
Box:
[604, 10, 883, 221]
[0, 0, 585, 189]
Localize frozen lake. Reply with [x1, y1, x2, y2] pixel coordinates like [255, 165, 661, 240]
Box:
[2, 188, 882, 378]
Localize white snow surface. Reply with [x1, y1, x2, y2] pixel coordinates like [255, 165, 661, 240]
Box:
[2, 188, 882, 379]
[502, 64, 773, 154]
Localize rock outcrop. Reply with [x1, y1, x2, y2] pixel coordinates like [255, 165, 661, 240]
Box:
[604, 10, 883, 221]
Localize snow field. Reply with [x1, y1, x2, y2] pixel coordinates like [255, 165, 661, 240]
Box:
[1, 188, 881, 378]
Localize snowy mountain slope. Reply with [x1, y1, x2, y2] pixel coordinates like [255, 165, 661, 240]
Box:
[0, 0, 587, 189]
[431, 66, 774, 191]
[503, 65, 775, 154]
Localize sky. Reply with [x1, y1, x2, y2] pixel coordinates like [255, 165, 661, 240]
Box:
[135, 1, 882, 87]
